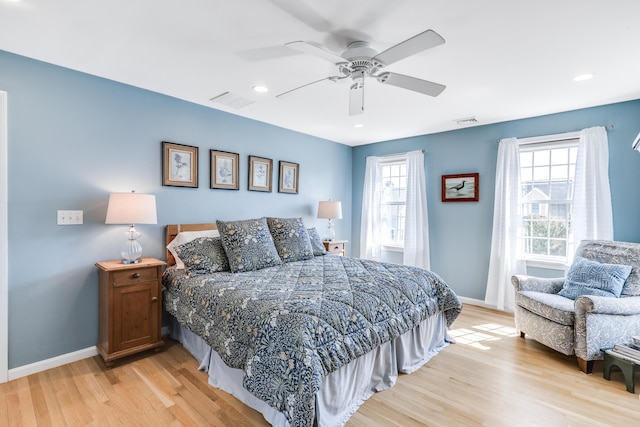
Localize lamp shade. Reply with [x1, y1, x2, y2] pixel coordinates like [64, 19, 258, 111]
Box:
[317, 200, 342, 219]
[105, 192, 157, 225]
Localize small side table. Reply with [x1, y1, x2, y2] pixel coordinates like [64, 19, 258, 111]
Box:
[323, 240, 347, 256]
[603, 349, 639, 393]
[96, 257, 166, 366]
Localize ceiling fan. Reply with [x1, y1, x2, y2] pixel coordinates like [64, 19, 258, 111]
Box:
[277, 29, 446, 116]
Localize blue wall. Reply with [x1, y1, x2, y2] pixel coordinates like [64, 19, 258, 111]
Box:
[1, 50, 352, 369]
[3, 46, 640, 370]
[352, 100, 640, 300]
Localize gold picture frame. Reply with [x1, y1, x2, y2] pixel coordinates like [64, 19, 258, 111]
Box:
[278, 160, 299, 194]
[248, 155, 272, 192]
[210, 150, 239, 190]
[162, 141, 198, 188]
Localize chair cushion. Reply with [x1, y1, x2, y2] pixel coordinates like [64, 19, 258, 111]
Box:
[558, 256, 632, 300]
[517, 291, 575, 326]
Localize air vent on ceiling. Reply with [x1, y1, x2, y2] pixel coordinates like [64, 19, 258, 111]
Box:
[210, 92, 254, 109]
[454, 116, 478, 125]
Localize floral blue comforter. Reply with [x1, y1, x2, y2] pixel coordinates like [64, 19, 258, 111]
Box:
[163, 255, 461, 426]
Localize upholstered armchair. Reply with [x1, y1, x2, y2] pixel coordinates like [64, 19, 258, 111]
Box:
[512, 240, 640, 373]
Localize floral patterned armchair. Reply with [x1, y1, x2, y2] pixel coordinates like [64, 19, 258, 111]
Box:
[512, 240, 640, 373]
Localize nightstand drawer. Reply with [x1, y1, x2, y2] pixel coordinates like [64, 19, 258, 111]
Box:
[323, 240, 347, 256]
[112, 267, 158, 286]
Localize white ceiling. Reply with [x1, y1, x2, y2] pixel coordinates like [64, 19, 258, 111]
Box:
[1, 0, 640, 146]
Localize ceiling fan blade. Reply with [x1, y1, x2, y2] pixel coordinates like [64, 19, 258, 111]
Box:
[276, 76, 344, 98]
[377, 72, 446, 97]
[373, 29, 445, 66]
[349, 82, 364, 116]
[285, 41, 346, 64]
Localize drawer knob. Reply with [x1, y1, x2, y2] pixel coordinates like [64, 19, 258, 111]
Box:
[132, 272, 141, 278]
[151, 296, 158, 302]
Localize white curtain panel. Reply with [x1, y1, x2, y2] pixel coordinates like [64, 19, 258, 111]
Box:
[360, 156, 382, 261]
[403, 150, 430, 269]
[569, 126, 613, 260]
[485, 137, 526, 311]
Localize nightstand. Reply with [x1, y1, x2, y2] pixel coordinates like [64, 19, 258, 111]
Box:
[323, 240, 348, 256]
[96, 257, 166, 366]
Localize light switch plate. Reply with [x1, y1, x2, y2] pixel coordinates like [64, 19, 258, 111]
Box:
[57, 210, 83, 225]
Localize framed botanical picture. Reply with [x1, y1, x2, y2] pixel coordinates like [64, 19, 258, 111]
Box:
[278, 160, 299, 194]
[248, 155, 272, 192]
[162, 141, 198, 188]
[442, 173, 479, 202]
[210, 150, 239, 190]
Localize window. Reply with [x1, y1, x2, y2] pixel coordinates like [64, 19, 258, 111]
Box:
[519, 139, 578, 263]
[381, 160, 407, 247]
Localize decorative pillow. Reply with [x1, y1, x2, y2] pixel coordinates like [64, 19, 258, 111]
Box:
[266, 217, 314, 262]
[216, 218, 282, 273]
[167, 230, 220, 269]
[558, 256, 633, 300]
[173, 237, 230, 275]
[307, 227, 327, 256]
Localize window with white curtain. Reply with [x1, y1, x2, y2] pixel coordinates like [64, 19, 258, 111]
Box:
[380, 160, 407, 248]
[520, 138, 578, 263]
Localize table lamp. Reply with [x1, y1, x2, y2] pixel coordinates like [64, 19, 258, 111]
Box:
[317, 200, 342, 241]
[105, 191, 157, 264]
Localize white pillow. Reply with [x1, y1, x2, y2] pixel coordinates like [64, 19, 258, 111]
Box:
[167, 230, 220, 269]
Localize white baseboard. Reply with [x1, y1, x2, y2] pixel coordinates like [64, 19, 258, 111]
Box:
[8, 346, 98, 381]
[5, 326, 172, 383]
[459, 296, 514, 313]
[459, 296, 491, 308]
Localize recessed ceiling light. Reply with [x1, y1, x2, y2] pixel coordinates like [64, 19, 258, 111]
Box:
[573, 74, 594, 82]
[253, 85, 269, 93]
[354, 123, 364, 128]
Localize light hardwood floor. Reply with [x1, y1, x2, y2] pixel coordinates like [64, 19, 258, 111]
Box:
[1, 305, 638, 426]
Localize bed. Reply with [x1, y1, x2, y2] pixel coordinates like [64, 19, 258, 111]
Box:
[162, 220, 462, 427]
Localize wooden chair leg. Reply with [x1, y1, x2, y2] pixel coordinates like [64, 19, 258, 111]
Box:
[577, 357, 594, 374]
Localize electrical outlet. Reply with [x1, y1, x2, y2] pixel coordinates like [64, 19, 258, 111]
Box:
[57, 210, 83, 225]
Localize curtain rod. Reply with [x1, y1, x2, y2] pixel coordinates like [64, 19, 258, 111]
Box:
[496, 125, 613, 143]
[364, 149, 424, 160]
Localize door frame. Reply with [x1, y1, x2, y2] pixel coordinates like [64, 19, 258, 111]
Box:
[1, 91, 8, 383]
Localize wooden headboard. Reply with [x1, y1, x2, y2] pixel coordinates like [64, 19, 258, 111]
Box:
[165, 223, 218, 266]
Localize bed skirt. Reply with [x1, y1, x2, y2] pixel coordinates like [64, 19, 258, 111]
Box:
[169, 312, 450, 427]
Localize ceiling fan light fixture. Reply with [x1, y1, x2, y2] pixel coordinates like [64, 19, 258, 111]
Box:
[281, 29, 446, 115]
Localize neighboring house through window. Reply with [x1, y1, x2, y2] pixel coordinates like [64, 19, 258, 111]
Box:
[520, 139, 578, 265]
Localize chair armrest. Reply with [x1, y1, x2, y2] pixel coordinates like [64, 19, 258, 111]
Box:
[575, 295, 640, 316]
[574, 295, 640, 361]
[511, 274, 565, 294]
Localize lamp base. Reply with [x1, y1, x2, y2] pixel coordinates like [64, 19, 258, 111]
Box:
[120, 225, 143, 265]
[325, 219, 336, 242]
